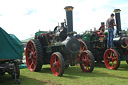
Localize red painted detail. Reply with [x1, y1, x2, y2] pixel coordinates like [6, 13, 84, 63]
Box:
[76, 40, 87, 61]
[97, 32, 105, 37]
[80, 51, 91, 72]
[50, 53, 61, 76]
[97, 25, 106, 37]
[78, 38, 82, 40]
[50, 34, 53, 40]
[25, 41, 37, 71]
[79, 40, 87, 52]
[99, 25, 105, 32]
[104, 49, 118, 69]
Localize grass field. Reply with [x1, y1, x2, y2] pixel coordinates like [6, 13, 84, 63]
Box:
[1, 61, 128, 85]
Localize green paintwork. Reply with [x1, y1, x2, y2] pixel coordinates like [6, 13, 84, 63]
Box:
[82, 32, 90, 41]
[35, 31, 47, 36]
[44, 42, 64, 53]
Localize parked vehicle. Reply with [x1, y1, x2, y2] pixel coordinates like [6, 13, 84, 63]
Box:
[79, 9, 128, 70]
[25, 6, 95, 76]
[0, 27, 24, 84]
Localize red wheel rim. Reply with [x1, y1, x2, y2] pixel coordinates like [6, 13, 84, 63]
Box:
[76, 39, 87, 60]
[79, 40, 87, 53]
[25, 41, 37, 71]
[104, 49, 118, 69]
[50, 53, 61, 76]
[80, 52, 91, 72]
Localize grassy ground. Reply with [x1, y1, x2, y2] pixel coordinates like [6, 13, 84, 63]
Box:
[1, 61, 128, 85]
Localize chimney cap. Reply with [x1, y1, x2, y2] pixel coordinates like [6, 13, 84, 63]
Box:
[64, 6, 74, 11]
[113, 9, 121, 13]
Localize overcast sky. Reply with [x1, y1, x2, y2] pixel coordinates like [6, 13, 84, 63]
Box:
[0, 0, 128, 40]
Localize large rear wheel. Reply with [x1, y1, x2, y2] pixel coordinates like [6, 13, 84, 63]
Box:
[104, 49, 120, 70]
[50, 52, 65, 76]
[25, 40, 43, 72]
[80, 50, 94, 72]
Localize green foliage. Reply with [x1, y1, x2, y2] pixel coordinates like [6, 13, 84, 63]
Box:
[1, 61, 128, 85]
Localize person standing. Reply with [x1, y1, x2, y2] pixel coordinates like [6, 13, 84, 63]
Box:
[106, 13, 117, 48]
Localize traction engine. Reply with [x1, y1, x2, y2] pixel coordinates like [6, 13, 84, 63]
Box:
[80, 9, 128, 70]
[25, 6, 95, 76]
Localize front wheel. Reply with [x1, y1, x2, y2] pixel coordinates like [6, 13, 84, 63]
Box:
[50, 52, 65, 76]
[104, 49, 120, 70]
[80, 50, 95, 72]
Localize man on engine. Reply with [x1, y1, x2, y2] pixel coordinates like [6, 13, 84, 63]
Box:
[106, 13, 117, 48]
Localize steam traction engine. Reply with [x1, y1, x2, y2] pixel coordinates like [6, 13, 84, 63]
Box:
[25, 6, 94, 76]
[81, 9, 128, 70]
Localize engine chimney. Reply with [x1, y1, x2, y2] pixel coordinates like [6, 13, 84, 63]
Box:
[113, 9, 121, 35]
[101, 22, 105, 28]
[64, 6, 74, 35]
[101, 22, 104, 26]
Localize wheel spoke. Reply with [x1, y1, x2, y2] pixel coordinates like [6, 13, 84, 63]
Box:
[54, 56, 57, 62]
[28, 61, 35, 70]
[112, 62, 115, 67]
[56, 61, 61, 68]
[33, 54, 37, 61]
[54, 66, 57, 72]
[28, 64, 32, 69]
[85, 65, 90, 70]
[27, 48, 32, 52]
[28, 58, 32, 65]
[33, 51, 36, 56]
[110, 51, 112, 56]
[81, 46, 85, 52]
[28, 56, 32, 60]
[82, 58, 86, 62]
[32, 47, 35, 52]
[87, 59, 91, 64]
[82, 63, 85, 67]
[33, 60, 36, 66]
